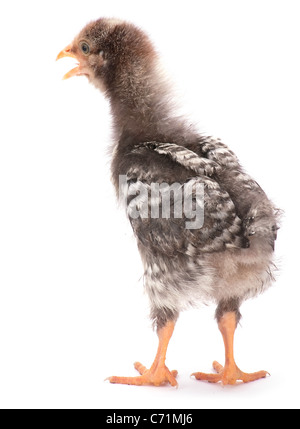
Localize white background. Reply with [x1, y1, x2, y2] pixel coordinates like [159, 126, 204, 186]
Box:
[0, 0, 299, 409]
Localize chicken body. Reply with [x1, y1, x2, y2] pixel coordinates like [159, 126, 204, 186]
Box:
[114, 137, 277, 330]
[57, 18, 279, 386]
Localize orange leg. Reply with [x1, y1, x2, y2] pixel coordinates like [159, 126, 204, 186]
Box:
[192, 312, 269, 385]
[107, 321, 178, 387]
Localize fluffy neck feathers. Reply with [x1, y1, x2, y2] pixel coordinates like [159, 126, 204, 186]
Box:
[107, 61, 173, 140]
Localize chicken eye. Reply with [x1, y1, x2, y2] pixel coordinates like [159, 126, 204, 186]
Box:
[80, 41, 90, 55]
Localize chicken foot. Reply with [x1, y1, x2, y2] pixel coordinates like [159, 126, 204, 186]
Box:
[107, 320, 178, 387]
[192, 312, 269, 385]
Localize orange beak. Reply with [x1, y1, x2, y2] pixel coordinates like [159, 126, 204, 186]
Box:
[56, 44, 81, 80]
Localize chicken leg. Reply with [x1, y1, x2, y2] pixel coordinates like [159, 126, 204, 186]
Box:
[192, 312, 269, 385]
[107, 320, 178, 386]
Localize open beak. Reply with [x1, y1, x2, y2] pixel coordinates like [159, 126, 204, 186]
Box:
[56, 44, 81, 80]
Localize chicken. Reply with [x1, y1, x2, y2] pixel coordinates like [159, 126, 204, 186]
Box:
[57, 18, 279, 386]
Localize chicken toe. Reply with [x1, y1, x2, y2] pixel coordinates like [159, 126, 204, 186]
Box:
[107, 361, 177, 386]
[192, 361, 268, 385]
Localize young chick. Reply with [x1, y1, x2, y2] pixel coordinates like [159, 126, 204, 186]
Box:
[57, 18, 279, 386]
